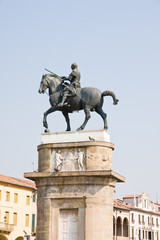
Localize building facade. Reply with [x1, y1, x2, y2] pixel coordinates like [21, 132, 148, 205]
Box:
[113, 199, 131, 240]
[0, 174, 37, 240]
[114, 192, 160, 240]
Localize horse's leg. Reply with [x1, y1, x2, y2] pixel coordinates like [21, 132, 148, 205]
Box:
[95, 106, 108, 130]
[43, 106, 56, 132]
[62, 111, 71, 131]
[77, 106, 91, 131]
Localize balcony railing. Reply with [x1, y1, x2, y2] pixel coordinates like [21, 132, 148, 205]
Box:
[0, 222, 14, 233]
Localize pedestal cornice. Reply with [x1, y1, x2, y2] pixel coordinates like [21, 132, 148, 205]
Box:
[24, 170, 125, 183]
[37, 141, 114, 151]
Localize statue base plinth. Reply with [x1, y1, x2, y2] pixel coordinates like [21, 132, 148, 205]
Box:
[25, 130, 125, 240]
[41, 129, 110, 144]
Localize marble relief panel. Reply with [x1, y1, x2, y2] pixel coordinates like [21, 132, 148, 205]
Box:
[51, 148, 86, 172]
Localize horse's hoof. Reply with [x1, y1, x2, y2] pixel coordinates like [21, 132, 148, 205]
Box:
[76, 127, 83, 131]
[113, 99, 119, 105]
[66, 129, 71, 131]
[44, 128, 50, 133]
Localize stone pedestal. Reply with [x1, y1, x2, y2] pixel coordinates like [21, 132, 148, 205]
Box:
[24, 130, 125, 240]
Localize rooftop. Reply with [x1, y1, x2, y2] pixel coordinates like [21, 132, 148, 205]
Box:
[114, 199, 134, 210]
[123, 194, 141, 198]
[0, 174, 36, 190]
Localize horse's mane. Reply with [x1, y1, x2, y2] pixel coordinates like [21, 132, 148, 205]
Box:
[44, 74, 62, 83]
[46, 74, 54, 78]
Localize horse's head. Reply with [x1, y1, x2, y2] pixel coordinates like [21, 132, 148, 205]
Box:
[38, 74, 50, 94]
[39, 74, 62, 96]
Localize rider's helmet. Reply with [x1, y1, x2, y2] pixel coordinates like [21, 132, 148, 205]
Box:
[71, 63, 78, 69]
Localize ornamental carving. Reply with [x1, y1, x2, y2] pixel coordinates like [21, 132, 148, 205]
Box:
[52, 148, 85, 172]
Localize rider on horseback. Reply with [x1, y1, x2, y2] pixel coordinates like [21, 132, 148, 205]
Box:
[58, 63, 81, 107]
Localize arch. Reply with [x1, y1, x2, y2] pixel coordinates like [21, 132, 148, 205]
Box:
[15, 237, 23, 240]
[113, 216, 115, 236]
[117, 216, 122, 236]
[123, 217, 129, 237]
[0, 234, 8, 240]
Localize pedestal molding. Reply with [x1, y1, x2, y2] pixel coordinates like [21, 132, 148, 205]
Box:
[37, 141, 114, 151]
[24, 170, 125, 182]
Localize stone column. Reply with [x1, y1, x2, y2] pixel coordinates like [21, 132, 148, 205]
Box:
[25, 129, 125, 240]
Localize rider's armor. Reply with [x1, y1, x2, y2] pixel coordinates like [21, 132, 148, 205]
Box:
[58, 64, 81, 107]
[68, 67, 81, 89]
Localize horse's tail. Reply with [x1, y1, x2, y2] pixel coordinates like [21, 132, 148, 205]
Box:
[102, 90, 119, 105]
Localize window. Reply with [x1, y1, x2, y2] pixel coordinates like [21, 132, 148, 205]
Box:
[13, 213, 17, 225]
[158, 207, 160, 212]
[152, 231, 154, 240]
[6, 191, 10, 201]
[145, 231, 147, 239]
[32, 214, 35, 232]
[132, 228, 134, 240]
[148, 216, 150, 225]
[113, 216, 115, 236]
[152, 217, 154, 225]
[145, 200, 147, 208]
[123, 218, 128, 237]
[25, 214, 29, 226]
[156, 218, 159, 226]
[14, 193, 18, 203]
[117, 217, 122, 236]
[148, 231, 152, 240]
[26, 196, 30, 205]
[157, 231, 159, 240]
[139, 229, 141, 240]
[131, 213, 135, 222]
[5, 211, 9, 223]
[32, 194, 36, 202]
[139, 214, 141, 223]
[142, 215, 145, 224]
[143, 230, 145, 239]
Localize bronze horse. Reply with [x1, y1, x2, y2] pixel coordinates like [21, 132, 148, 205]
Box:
[38, 74, 119, 132]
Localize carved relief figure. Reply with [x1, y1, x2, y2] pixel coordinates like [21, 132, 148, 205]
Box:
[75, 149, 85, 170]
[54, 150, 64, 171]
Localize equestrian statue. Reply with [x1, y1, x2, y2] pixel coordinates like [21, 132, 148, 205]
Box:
[38, 63, 119, 132]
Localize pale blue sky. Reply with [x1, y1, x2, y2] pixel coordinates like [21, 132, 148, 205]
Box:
[0, 0, 160, 201]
